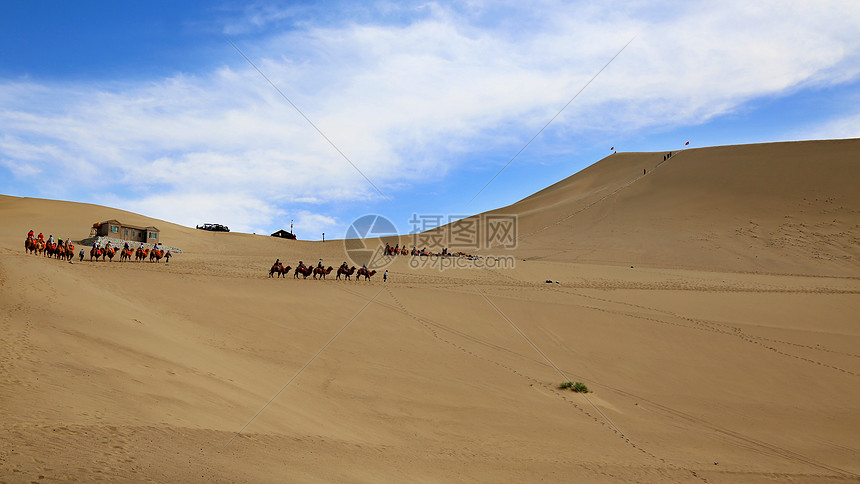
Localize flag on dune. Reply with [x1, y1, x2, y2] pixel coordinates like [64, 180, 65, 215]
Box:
[685, 141, 690, 145]
[610, 147, 614, 150]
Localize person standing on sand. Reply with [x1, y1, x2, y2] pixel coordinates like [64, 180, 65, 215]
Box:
[383, 270, 388, 282]
[165, 251, 171, 264]
[79, 248, 84, 261]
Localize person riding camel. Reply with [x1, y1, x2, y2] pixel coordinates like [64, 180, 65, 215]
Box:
[298, 260, 305, 271]
[124, 241, 129, 250]
[48, 235, 54, 245]
[28, 230, 34, 239]
[317, 260, 323, 270]
[66, 237, 71, 248]
[38, 233, 44, 242]
[340, 261, 348, 271]
[275, 258, 280, 267]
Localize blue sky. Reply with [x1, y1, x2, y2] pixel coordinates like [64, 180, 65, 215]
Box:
[2, 1, 859, 240]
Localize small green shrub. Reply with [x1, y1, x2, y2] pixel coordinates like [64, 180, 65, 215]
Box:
[559, 381, 589, 393]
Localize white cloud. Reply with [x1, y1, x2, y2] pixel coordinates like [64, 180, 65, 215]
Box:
[292, 210, 339, 240]
[99, 191, 284, 234]
[798, 112, 860, 141]
[1, 0, 859, 232]
[1, 158, 41, 177]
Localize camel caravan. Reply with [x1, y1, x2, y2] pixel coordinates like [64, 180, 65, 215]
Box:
[268, 259, 377, 281]
[91, 243, 169, 263]
[25, 231, 75, 262]
[24, 230, 171, 264]
[384, 242, 476, 259]
[266, 242, 481, 282]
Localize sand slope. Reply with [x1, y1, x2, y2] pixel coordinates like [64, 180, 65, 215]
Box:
[444, 139, 859, 276]
[1, 139, 859, 482]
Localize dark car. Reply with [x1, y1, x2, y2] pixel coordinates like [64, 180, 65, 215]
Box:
[196, 223, 230, 232]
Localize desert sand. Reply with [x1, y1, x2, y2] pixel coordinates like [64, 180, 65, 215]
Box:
[1, 139, 858, 482]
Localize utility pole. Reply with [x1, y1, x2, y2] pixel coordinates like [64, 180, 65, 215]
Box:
[322, 232, 325, 242]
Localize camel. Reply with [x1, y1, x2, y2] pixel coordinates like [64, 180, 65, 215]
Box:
[356, 268, 377, 281]
[336, 266, 355, 280]
[24, 238, 39, 255]
[294, 265, 313, 279]
[90, 247, 104, 261]
[269, 263, 292, 278]
[64, 244, 75, 261]
[103, 246, 117, 262]
[44, 242, 57, 258]
[149, 249, 164, 263]
[55, 243, 71, 260]
[120, 248, 133, 262]
[135, 247, 149, 262]
[313, 266, 333, 279]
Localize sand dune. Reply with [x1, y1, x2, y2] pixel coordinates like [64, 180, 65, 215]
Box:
[1, 139, 859, 482]
[432, 138, 859, 276]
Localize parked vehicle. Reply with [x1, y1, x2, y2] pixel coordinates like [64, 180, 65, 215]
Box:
[196, 223, 230, 232]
